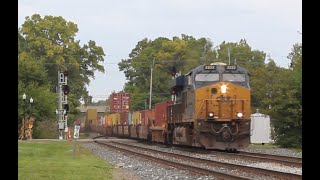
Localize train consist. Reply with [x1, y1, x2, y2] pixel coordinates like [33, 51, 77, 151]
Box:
[89, 62, 251, 150]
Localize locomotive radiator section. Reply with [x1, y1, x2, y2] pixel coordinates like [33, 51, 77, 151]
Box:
[194, 83, 251, 150]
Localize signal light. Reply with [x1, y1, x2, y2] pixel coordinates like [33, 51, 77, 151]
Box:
[64, 104, 70, 114]
[171, 87, 176, 95]
[171, 66, 176, 76]
[63, 71, 68, 76]
[63, 85, 70, 95]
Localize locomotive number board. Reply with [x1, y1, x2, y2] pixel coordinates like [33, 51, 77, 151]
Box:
[204, 65, 216, 70]
[225, 65, 237, 70]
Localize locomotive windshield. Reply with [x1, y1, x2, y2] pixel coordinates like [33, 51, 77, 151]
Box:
[222, 73, 246, 82]
[195, 74, 219, 82]
[192, 64, 249, 88]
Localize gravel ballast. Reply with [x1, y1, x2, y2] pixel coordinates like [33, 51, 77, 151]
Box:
[82, 142, 216, 180]
[82, 141, 301, 180]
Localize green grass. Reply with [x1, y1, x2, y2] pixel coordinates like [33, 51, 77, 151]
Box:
[291, 148, 302, 153]
[18, 141, 114, 180]
[249, 143, 279, 149]
[79, 133, 91, 139]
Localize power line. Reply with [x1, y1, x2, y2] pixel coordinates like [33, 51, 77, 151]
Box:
[89, 92, 171, 98]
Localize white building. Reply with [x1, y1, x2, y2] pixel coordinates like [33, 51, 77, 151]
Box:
[250, 110, 272, 144]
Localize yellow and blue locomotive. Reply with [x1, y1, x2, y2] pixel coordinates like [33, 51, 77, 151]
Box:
[90, 62, 251, 151]
[168, 62, 251, 150]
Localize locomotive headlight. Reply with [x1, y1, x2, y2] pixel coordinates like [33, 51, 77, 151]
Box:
[237, 112, 243, 118]
[221, 85, 227, 94]
[208, 112, 214, 117]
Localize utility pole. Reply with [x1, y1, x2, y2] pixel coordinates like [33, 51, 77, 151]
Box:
[149, 58, 155, 109]
[201, 45, 207, 64]
[57, 71, 69, 140]
[228, 47, 231, 65]
[145, 99, 147, 110]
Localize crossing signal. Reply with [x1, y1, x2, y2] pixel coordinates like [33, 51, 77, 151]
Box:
[63, 85, 70, 95]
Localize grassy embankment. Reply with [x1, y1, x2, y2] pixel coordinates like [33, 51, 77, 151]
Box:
[18, 141, 113, 180]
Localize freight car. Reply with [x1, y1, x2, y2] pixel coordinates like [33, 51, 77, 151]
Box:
[90, 62, 251, 151]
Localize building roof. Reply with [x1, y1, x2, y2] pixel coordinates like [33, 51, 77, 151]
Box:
[77, 106, 109, 113]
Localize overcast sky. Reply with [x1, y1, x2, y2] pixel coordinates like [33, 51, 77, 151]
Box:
[18, 0, 302, 102]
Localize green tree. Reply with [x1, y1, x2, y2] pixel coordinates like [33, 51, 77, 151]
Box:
[216, 39, 265, 68]
[251, 57, 284, 113]
[19, 14, 105, 106]
[268, 43, 302, 148]
[119, 35, 215, 110]
[18, 79, 57, 139]
[18, 14, 106, 138]
[215, 39, 267, 111]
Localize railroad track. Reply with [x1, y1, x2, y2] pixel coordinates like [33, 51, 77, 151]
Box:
[92, 135, 108, 139]
[93, 136, 301, 167]
[236, 151, 302, 168]
[157, 142, 302, 168]
[93, 139, 251, 180]
[93, 139, 301, 180]
[140, 140, 302, 168]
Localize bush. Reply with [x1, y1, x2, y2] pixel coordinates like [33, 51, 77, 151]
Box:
[33, 120, 59, 139]
[274, 127, 301, 148]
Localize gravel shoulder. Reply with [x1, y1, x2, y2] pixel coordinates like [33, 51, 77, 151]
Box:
[112, 167, 141, 180]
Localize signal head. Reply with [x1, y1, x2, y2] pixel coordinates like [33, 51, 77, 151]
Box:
[171, 66, 177, 76]
[63, 71, 68, 76]
[64, 104, 70, 114]
[63, 85, 70, 95]
[171, 87, 176, 95]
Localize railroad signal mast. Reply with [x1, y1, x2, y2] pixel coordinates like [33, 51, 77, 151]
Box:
[57, 71, 69, 140]
[171, 66, 177, 103]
